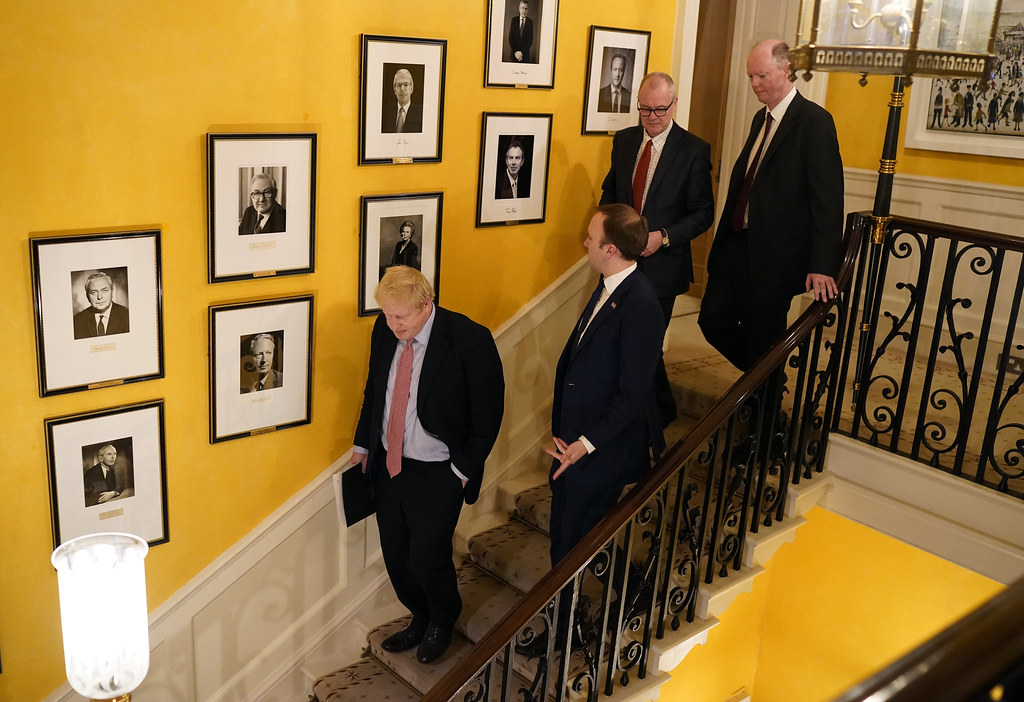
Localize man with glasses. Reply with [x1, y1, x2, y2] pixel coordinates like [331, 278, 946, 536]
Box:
[600, 71, 715, 428]
[382, 68, 423, 134]
[239, 172, 286, 235]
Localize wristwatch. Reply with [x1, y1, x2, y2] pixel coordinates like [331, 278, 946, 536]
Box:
[660, 229, 670, 247]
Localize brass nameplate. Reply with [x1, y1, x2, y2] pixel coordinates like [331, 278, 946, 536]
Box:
[251, 426, 277, 436]
[252, 270, 277, 278]
[89, 378, 124, 389]
[99, 508, 125, 520]
[514, 84, 528, 89]
[392, 157, 413, 164]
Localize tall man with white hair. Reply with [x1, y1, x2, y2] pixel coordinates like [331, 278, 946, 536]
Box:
[600, 70, 715, 427]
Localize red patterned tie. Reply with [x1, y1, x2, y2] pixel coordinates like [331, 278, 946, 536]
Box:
[385, 341, 415, 478]
[632, 140, 652, 213]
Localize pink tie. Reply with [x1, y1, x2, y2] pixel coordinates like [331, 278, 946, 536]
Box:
[385, 341, 415, 478]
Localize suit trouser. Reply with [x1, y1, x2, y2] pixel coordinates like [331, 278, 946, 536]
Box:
[374, 453, 465, 629]
[698, 230, 792, 372]
[654, 296, 678, 426]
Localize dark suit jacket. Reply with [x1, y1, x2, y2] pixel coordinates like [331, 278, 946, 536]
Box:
[239, 201, 287, 235]
[552, 270, 665, 488]
[600, 122, 715, 298]
[708, 91, 844, 297]
[354, 305, 505, 505]
[242, 368, 283, 393]
[597, 84, 631, 113]
[390, 240, 419, 268]
[381, 101, 423, 134]
[508, 16, 534, 63]
[496, 170, 531, 200]
[84, 463, 117, 507]
[72, 302, 130, 339]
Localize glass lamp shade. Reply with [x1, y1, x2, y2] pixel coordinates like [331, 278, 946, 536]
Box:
[793, 0, 1002, 78]
[51, 533, 150, 701]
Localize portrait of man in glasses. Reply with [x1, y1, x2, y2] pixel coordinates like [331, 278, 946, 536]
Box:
[238, 170, 287, 236]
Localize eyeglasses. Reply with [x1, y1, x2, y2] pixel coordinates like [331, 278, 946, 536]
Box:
[250, 189, 275, 200]
[394, 82, 412, 90]
[637, 103, 674, 117]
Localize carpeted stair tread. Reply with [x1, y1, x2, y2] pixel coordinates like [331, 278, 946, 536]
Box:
[468, 519, 552, 594]
[456, 561, 524, 643]
[367, 616, 478, 695]
[514, 483, 551, 532]
[311, 656, 419, 702]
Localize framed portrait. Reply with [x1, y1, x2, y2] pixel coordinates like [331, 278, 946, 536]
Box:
[359, 192, 443, 316]
[477, 112, 552, 227]
[30, 229, 164, 397]
[209, 294, 313, 443]
[581, 26, 650, 134]
[360, 35, 447, 164]
[45, 400, 169, 548]
[207, 132, 317, 282]
[485, 0, 560, 88]
[905, 1, 1024, 159]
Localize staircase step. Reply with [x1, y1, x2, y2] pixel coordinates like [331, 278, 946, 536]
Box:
[311, 656, 418, 702]
[469, 519, 552, 593]
[498, 470, 550, 515]
[367, 616, 478, 696]
[457, 561, 523, 643]
[514, 483, 551, 533]
[696, 564, 764, 620]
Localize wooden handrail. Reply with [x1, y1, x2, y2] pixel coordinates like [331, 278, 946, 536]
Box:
[421, 212, 869, 701]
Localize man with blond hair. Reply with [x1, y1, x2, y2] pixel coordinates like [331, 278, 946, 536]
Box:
[352, 266, 505, 665]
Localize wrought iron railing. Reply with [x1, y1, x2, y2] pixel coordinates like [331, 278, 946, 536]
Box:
[832, 574, 1024, 702]
[420, 217, 866, 702]
[833, 215, 1024, 499]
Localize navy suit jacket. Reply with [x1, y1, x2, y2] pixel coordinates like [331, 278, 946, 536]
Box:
[709, 91, 844, 297]
[72, 302, 130, 339]
[600, 122, 715, 298]
[552, 270, 665, 488]
[597, 84, 631, 113]
[381, 101, 424, 134]
[239, 201, 287, 235]
[508, 16, 534, 63]
[354, 305, 505, 505]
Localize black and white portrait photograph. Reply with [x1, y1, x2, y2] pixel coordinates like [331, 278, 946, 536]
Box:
[70, 267, 130, 340]
[80, 437, 135, 508]
[381, 63, 426, 134]
[207, 132, 316, 282]
[239, 330, 284, 393]
[31, 230, 164, 396]
[361, 35, 446, 164]
[494, 135, 534, 200]
[582, 26, 650, 134]
[360, 192, 442, 316]
[238, 167, 288, 235]
[477, 112, 551, 226]
[486, 0, 559, 88]
[210, 295, 313, 442]
[46, 400, 168, 548]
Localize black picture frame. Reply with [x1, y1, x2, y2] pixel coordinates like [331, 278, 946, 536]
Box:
[45, 399, 169, 548]
[476, 112, 553, 227]
[360, 35, 447, 164]
[581, 25, 651, 135]
[359, 192, 443, 316]
[485, 0, 560, 88]
[209, 294, 314, 443]
[207, 132, 317, 282]
[30, 229, 164, 397]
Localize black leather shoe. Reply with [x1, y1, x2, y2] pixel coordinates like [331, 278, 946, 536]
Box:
[380, 621, 427, 653]
[416, 624, 452, 664]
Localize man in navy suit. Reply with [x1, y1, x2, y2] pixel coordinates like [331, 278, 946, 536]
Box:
[699, 40, 843, 372]
[546, 204, 665, 567]
[352, 266, 504, 665]
[600, 71, 715, 426]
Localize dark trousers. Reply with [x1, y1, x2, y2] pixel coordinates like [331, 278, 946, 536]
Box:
[374, 453, 465, 628]
[698, 230, 792, 372]
[549, 470, 625, 567]
[654, 296, 677, 426]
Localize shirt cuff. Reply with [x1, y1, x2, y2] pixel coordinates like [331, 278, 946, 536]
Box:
[353, 445, 368, 455]
[579, 436, 596, 454]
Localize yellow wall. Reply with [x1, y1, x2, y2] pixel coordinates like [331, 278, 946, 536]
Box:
[826, 73, 1023, 187]
[659, 508, 1003, 701]
[0, 2, 679, 698]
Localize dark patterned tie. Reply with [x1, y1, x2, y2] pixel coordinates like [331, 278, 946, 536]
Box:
[575, 279, 605, 345]
[731, 112, 774, 233]
[97, 317, 105, 335]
